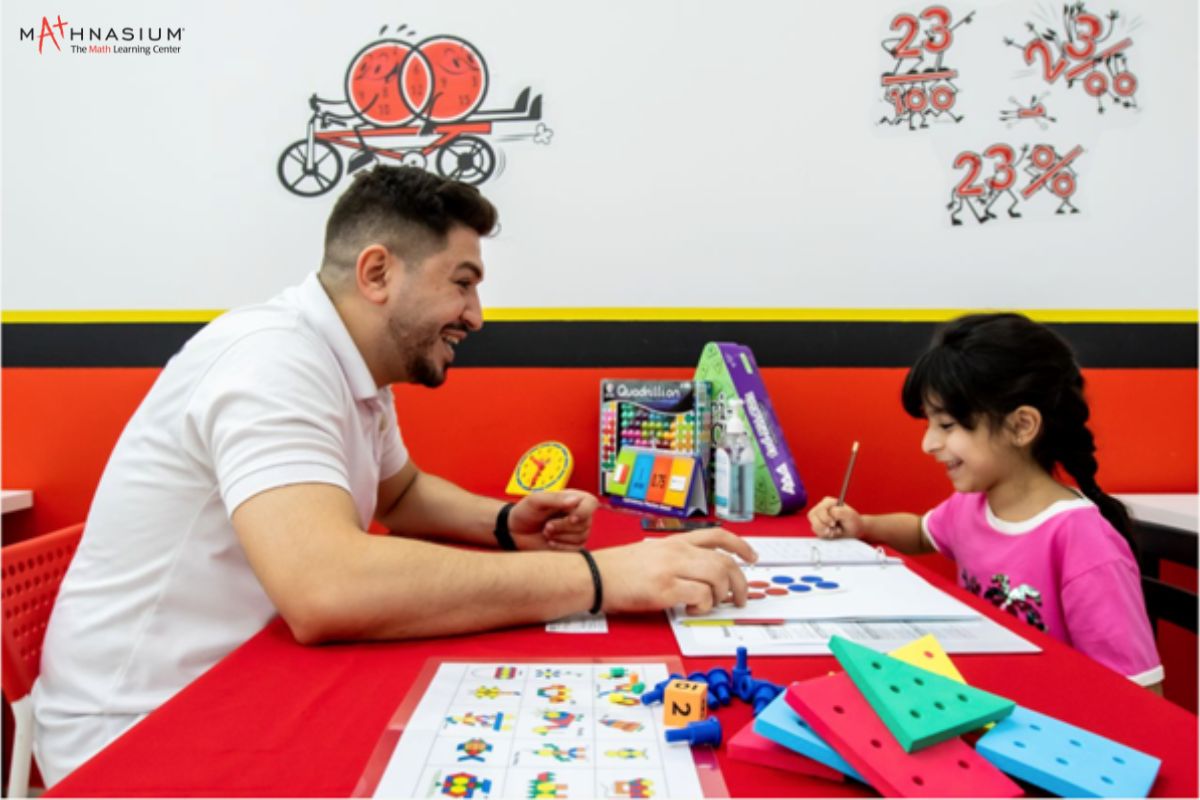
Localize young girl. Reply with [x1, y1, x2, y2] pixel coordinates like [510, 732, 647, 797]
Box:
[808, 313, 1162, 691]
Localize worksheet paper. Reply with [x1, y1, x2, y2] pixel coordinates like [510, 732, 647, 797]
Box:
[670, 616, 1040, 656]
[371, 662, 709, 798]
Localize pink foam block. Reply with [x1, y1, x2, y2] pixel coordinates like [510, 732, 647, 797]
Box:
[727, 719, 845, 782]
[785, 674, 1023, 798]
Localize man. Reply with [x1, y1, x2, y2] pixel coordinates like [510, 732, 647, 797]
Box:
[33, 166, 754, 783]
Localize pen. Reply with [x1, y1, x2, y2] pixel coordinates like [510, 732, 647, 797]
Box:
[834, 440, 859, 531]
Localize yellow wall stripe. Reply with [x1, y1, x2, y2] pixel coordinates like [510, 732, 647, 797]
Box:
[2, 308, 1196, 324]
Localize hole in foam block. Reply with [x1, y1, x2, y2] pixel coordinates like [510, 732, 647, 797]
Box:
[912, 775, 925, 787]
[832, 705, 845, 714]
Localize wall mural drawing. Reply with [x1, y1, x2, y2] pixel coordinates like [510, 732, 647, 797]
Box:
[278, 24, 551, 197]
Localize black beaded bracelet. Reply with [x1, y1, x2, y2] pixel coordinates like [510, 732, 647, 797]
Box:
[579, 548, 603, 615]
[494, 503, 517, 551]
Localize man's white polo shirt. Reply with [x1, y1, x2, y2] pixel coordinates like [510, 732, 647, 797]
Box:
[33, 273, 407, 784]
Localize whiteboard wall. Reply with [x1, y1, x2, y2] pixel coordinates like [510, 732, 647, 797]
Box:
[2, 0, 1196, 313]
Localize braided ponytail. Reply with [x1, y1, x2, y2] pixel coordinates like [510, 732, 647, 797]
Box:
[1038, 372, 1134, 547]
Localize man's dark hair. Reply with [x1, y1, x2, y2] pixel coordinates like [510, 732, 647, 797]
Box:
[321, 166, 498, 276]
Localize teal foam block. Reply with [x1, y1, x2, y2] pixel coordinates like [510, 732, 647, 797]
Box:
[753, 691, 866, 784]
[976, 705, 1161, 798]
[829, 635, 1014, 751]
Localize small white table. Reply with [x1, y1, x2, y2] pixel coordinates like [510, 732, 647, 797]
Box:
[1117, 494, 1199, 535]
[1, 490, 33, 514]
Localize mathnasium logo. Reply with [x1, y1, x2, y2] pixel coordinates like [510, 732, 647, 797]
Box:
[19, 15, 184, 55]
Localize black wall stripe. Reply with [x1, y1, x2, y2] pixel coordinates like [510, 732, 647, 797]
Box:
[2, 321, 1196, 369]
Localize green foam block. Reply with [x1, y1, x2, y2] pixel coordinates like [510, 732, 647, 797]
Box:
[829, 635, 1015, 752]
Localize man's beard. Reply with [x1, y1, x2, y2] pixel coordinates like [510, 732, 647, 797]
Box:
[388, 316, 447, 388]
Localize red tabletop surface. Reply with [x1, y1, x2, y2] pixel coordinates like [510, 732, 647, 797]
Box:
[47, 508, 1198, 797]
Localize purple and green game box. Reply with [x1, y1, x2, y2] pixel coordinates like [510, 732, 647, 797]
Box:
[695, 342, 806, 515]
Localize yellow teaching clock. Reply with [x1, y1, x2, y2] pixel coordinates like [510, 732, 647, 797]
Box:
[506, 441, 574, 495]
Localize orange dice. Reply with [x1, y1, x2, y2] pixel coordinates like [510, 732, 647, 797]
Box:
[663, 679, 708, 728]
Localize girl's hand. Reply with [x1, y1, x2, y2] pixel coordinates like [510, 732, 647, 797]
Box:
[807, 496, 866, 539]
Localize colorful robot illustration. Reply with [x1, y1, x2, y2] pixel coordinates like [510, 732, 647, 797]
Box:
[528, 772, 568, 800]
[605, 748, 650, 761]
[528, 743, 587, 763]
[599, 716, 645, 734]
[608, 778, 654, 799]
[446, 711, 513, 731]
[437, 771, 492, 799]
[879, 6, 975, 130]
[537, 684, 572, 704]
[279, 24, 551, 196]
[532, 710, 580, 736]
[1004, 2, 1139, 113]
[456, 738, 493, 762]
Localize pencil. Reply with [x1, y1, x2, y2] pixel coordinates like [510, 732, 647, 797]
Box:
[834, 441, 859, 531]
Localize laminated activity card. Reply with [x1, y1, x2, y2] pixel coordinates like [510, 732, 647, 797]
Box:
[356, 659, 724, 799]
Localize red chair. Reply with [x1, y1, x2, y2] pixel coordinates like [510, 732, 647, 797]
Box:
[2, 523, 84, 798]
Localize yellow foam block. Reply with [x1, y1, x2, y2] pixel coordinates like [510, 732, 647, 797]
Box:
[888, 634, 966, 684]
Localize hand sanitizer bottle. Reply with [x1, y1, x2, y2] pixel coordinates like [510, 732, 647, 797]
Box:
[715, 398, 755, 522]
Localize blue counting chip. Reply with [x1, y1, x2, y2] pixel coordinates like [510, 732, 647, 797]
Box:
[787, 583, 812, 593]
[799, 575, 824, 583]
[816, 581, 840, 590]
[771, 575, 796, 585]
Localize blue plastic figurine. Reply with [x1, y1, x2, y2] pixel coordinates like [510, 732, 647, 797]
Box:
[665, 717, 722, 747]
[639, 672, 683, 706]
[732, 646, 753, 701]
[705, 667, 733, 707]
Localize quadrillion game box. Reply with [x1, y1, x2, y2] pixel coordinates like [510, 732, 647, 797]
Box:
[695, 342, 807, 515]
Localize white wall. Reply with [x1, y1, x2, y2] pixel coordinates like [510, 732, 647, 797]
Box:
[2, 0, 1195, 312]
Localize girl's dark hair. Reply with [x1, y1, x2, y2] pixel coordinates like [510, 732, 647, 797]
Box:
[900, 313, 1132, 544]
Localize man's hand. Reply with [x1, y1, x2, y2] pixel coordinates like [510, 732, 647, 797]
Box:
[508, 490, 598, 551]
[593, 528, 758, 616]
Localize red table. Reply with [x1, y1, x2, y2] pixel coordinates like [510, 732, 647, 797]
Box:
[47, 510, 1198, 797]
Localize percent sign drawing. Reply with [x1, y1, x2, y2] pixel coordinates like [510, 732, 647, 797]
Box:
[1006, 3, 1138, 114]
[878, 6, 975, 130]
[1022, 144, 1083, 214]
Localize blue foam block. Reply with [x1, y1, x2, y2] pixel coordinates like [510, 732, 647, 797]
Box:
[753, 692, 865, 783]
[975, 705, 1161, 798]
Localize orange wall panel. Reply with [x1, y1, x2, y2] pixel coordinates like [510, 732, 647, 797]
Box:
[4, 367, 1196, 545]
